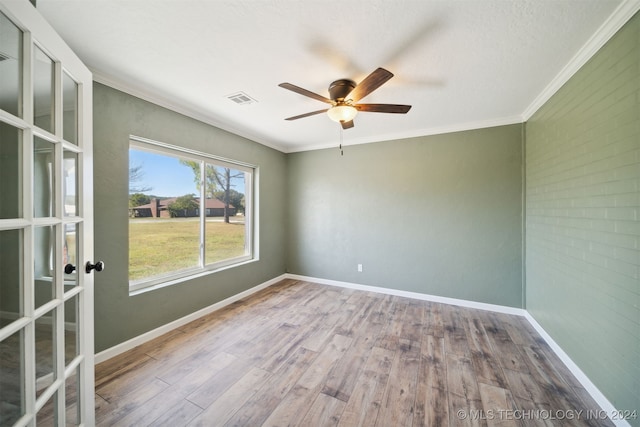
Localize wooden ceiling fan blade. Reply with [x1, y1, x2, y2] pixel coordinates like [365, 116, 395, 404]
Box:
[347, 68, 394, 103]
[284, 109, 329, 121]
[278, 83, 333, 104]
[341, 120, 354, 129]
[355, 104, 412, 113]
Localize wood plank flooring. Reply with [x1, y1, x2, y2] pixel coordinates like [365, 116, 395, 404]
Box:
[94, 279, 614, 427]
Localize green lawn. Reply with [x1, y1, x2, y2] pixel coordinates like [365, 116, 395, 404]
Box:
[129, 218, 246, 281]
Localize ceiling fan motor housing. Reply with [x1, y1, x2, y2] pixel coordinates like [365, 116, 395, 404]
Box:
[329, 79, 356, 102]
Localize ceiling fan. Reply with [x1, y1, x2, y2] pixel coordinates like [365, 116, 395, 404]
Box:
[279, 67, 411, 129]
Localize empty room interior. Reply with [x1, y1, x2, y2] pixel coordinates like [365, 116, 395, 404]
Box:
[0, 0, 638, 426]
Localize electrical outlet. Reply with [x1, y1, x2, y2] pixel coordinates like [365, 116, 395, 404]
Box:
[357, 264, 363, 272]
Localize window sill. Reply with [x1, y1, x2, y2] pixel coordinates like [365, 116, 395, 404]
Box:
[128, 257, 257, 296]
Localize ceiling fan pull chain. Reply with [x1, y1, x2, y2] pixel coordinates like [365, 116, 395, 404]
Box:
[339, 127, 344, 156]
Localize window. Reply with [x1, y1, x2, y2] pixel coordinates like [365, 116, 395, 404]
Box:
[128, 136, 255, 292]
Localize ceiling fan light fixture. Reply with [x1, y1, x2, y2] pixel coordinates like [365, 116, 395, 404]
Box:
[327, 105, 358, 123]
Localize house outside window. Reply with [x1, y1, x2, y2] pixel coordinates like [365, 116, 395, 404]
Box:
[128, 136, 255, 292]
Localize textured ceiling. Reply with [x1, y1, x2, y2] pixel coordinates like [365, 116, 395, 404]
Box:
[36, 0, 634, 152]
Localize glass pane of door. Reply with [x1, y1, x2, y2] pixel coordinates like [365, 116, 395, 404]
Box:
[0, 329, 24, 425]
[36, 392, 57, 426]
[63, 150, 78, 216]
[34, 225, 55, 309]
[0, 121, 22, 219]
[34, 136, 55, 217]
[0, 229, 23, 327]
[62, 71, 77, 144]
[64, 223, 78, 288]
[64, 294, 78, 366]
[34, 47, 55, 133]
[64, 367, 80, 425]
[0, 11, 23, 117]
[35, 311, 56, 394]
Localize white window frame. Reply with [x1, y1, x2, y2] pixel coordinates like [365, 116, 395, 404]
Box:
[128, 135, 256, 293]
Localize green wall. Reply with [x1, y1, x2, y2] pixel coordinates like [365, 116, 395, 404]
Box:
[92, 82, 287, 352]
[526, 12, 639, 421]
[287, 124, 524, 307]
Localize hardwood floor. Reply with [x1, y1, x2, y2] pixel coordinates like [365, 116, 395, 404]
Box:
[94, 279, 613, 426]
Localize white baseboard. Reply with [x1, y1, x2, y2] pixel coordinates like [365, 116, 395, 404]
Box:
[524, 312, 631, 427]
[93, 272, 629, 427]
[94, 274, 287, 364]
[284, 273, 527, 316]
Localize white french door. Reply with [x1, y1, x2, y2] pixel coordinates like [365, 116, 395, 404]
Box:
[0, 2, 95, 426]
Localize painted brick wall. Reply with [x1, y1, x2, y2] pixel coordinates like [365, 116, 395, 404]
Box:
[526, 11, 639, 420]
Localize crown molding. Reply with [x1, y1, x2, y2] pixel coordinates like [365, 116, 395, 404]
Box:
[522, 0, 640, 120]
[285, 115, 524, 153]
[91, 70, 289, 153]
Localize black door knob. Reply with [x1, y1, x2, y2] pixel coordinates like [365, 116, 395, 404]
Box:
[85, 261, 105, 274]
[64, 264, 76, 274]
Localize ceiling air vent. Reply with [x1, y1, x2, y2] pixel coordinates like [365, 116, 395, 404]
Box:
[226, 91, 257, 105]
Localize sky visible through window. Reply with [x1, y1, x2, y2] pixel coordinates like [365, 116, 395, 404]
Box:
[130, 149, 245, 197]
